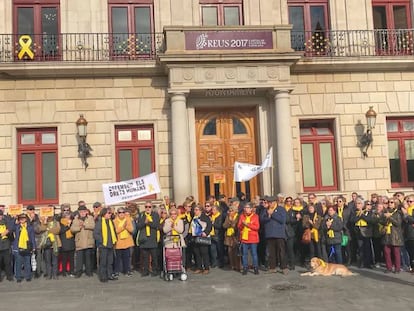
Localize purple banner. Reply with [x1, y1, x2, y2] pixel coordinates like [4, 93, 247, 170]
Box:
[185, 31, 273, 50]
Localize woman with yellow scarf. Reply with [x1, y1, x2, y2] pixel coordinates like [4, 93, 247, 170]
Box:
[93, 208, 117, 283]
[39, 215, 61, 279]
[222, 205, 240, 272]
[12, 213, 36, 282]
[402, 195, 414, 273]
[114, 207, 134, 277]
[302, 204, 322, 263]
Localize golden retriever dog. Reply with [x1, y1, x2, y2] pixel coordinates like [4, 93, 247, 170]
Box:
[301, 257, 357, 277]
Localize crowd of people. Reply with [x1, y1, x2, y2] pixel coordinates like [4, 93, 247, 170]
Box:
[0, 190, 414, 283]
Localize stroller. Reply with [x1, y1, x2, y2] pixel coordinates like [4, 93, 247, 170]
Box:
[161, 235, 187, 281]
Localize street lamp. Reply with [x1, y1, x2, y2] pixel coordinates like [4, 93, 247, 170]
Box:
[359, 106, 377, 158]
[76, 114, 92, 169]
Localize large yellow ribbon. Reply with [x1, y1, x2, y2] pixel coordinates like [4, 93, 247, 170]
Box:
[0, 224, 8, 240]
[355, 211, 368, 227]
[18, 35, 35, 60]
[241, 214, 252, 241]
[226, 214, 238, 237]
[210, 212, 221, 236]
[145, 213, 153, 237]
[102, 219, 117, 247]
[18, 223, 29, 249]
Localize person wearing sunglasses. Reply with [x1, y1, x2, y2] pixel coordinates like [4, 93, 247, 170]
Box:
[401, 195, 414, 273]
[381, 199, 404, 273]
[350, 198, 374, 269]
[114, 207, 134, 277]
[137, 202, 160, 277]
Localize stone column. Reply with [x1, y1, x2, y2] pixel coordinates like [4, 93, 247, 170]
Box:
[170, 92, 191, 203]
[274, 89, 296, 195]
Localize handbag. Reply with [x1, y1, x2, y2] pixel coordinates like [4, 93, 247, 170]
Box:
[341, 234, 349, 247]
[193, 236, 211, 246]
[301, 228, 312, 244]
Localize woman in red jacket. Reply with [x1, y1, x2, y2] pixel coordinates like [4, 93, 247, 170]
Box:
[238, 202, 260, 275]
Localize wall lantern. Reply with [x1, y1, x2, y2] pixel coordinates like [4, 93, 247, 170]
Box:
[76, 114, 92, 169]
[359, 106, 377, 158]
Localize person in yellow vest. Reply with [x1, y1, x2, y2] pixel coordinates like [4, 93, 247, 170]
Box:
[401, 195, 414, 273]
[94, 207, 117, 282]
[12, 213, 36, 282]
[114, 207, 134, 277]
[38, 211, 61, 280]
[350, 198, 374, 269]
[136, 202, 160, 277]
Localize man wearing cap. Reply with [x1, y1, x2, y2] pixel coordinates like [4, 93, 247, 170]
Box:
[71, 205, 95, 278]
[260, 196, 288, 274]
[0, 210, 13, 281]
[136, 202, 160, 277]
[26, 205, 44, 278]
[12, 213, 36, 282]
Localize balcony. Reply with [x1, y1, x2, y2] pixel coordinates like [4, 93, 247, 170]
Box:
[0, 33, 165, 63]
[292, 29, 414, 57]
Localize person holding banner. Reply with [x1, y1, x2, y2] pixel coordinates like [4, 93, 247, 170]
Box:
[136, 202, 160, 277]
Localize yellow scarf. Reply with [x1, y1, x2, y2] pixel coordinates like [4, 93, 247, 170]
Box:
[157, 218, 164, 243]
[355, 211, 368, 227]
[284, 204, 292, 212]
[408, 205, 414, 217]
[292, 205, 303, 212]
[171, 218, 179, 236]
[337, 206, 344, 219]
[0, 224, 7, 240]
[210, 212, 221, 236]
[385, 209, 398, 235]
[241, 214, 252, 241]
[118, 218, 129, 240]
[310, 214, 319, 242]
[327, 229, 334, 238]
[145, 213, 153, 237]
[226, 214, 238, 237]
[18, 223, 29, 249]
[60, 218, 74, 239]
[102, 219, 117, 247]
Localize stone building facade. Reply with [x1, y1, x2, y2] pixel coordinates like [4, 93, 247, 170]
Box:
[0, 0, 413, 208]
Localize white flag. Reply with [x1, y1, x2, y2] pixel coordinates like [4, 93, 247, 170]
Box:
[233, 147, 273, 182]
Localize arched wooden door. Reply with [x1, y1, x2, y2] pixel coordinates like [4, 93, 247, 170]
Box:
[196, 108, 259, 202]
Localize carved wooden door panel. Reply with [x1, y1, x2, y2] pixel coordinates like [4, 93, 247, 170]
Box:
[196, 108, 258, 202]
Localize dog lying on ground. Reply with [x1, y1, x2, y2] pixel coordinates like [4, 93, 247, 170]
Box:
[301, 257, 357, 277]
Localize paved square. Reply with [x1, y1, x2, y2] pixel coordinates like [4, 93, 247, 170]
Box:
[1, 267, 413, 311]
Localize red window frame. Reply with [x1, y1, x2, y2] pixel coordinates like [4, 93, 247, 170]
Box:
[200, 0, 243, 26]
[115, 125, 156, 199]
[17, 128, 58, 205]
[300, 120, 338, 192]
[387, 117, 414, 188]
[288, 0, 329, 54]
[13, 0, 61, 61]
[372, 0, 411, 29]
[108, 0, 155, 59]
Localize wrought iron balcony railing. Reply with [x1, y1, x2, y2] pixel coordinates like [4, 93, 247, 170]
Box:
[292, 29, 414, 57]
[0, 33, 165, 62]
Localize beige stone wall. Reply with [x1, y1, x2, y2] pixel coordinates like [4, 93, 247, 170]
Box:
[291, 71, 414, 199]
[0, 76, 170, 207]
